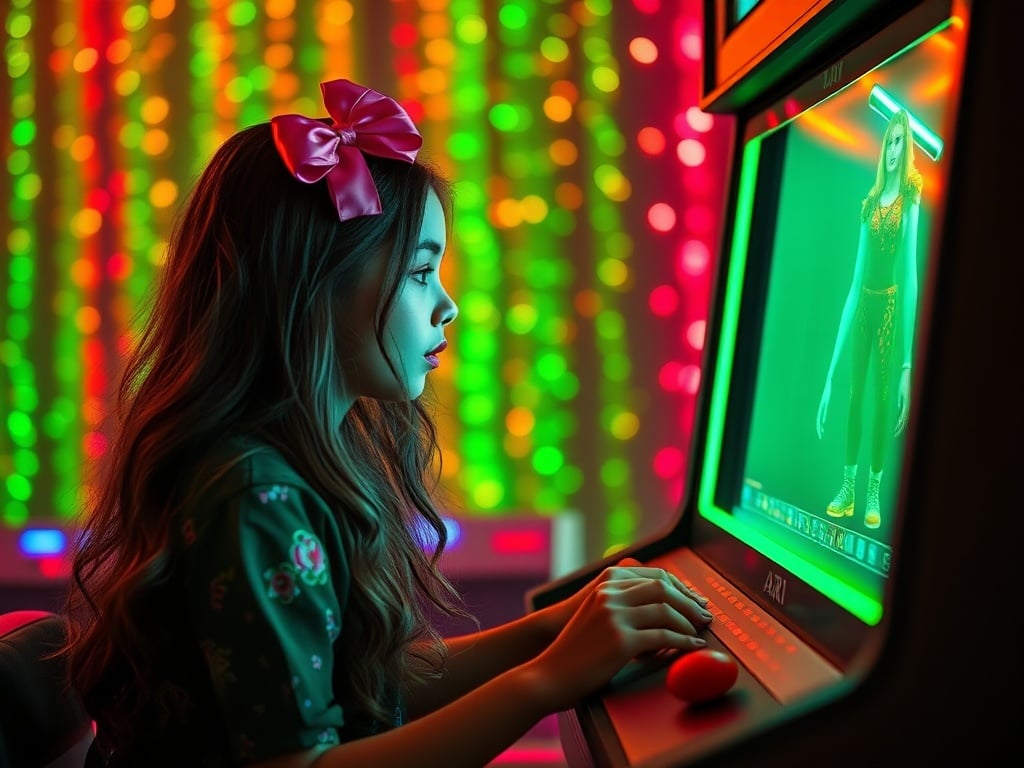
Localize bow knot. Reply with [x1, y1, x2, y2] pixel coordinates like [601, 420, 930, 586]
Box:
[336, 127, 358, 146]
[271, 79, 422, 222]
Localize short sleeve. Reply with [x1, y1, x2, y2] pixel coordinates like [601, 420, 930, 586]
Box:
[182, 478, 348, 763]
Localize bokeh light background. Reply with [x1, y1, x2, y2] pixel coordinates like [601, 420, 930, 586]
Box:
[1, 0, 732, 560]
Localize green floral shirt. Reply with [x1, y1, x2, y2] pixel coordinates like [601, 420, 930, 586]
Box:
[94, 439, 403, 766]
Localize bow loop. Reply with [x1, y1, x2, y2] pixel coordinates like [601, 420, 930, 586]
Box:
[271, 79, 422, 221]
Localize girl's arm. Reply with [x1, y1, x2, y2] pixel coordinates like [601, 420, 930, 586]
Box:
[250, 564, 711, 768]
[403, 558, 710, 717]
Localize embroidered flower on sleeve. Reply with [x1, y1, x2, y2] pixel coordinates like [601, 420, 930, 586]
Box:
[257, 484, 290, 504]
[325, 609, 340, 641]
[264, 563, 301, 603]
[317, 729, 340, 746]
[291, 529, 329, 586]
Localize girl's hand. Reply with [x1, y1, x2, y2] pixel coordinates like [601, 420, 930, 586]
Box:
[526, 558, 713, 711]
[538, 557, 708, 640]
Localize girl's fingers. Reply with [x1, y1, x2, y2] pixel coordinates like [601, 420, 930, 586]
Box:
[625, 602, 700, 637]
[607, 561, 711, 609]
[596, 576, 712, 632]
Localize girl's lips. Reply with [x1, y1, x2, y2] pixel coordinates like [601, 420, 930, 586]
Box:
[425, 340, 447, 369]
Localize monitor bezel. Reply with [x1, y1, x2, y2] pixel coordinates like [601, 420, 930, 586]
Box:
[701, 0, 920, 114]
[685, 0, 967, 669]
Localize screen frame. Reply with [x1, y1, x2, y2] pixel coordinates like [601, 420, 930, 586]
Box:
[687, 0, 968, 669]
[700, 0, 919, 114]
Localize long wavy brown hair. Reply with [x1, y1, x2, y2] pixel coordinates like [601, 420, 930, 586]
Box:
[62, 121, 467, 734]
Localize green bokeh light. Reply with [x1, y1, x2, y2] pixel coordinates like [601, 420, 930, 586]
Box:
[7, 149, 30, 175]
[536, 351, 567, 381]
[460, 393, 498, 425]
[7, 51, 30, 79]
[471, 479, 505, 509]
[498, 3, 529, 30]
[461, 291, 501, 327]
[540, 36, 569, 62]
[7, 410, 36, 444]
[592, 66, 620, 93]
[457, 361, 498, 391]
[601, 458, 630, 488]
[6, 314, 29, 341]
[453, 82, 489, 111]
[227, 0, 258, 26]
[13, 448, 39, 477]
[5, 474, 32, 502]
[119, 122, 145, 149]
[11, 119, 36, 147]
[552, 464, 583, 494]
[595, 310, 625, 339]
[455, 14, 488, 45]
[11, 92, 34, 118]
[532, 445, 564, 475]
[7, 13, 32, 38]
[8, 237, 32, 263]
[506, 303, 539, 334]
[489, 103, 521, 132]
[549, 372, 580, 401]
[448, 131, 483, 162]
[7, 283, 31, 310]
[225, 76, 254, 102]
[122, 4, 150, 31]
[11, 384, 37, 411]
[13, 172, 40, 200]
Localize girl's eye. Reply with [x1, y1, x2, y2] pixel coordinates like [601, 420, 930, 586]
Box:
[411, 267, 435, 285]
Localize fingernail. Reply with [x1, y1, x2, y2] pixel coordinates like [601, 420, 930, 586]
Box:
[700, 609, 713, 620]
[693, 637, 706, 646]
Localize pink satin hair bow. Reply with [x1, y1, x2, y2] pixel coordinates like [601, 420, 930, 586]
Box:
[271, 79, 423, 222]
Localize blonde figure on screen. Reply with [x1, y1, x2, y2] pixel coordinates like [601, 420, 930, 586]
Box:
[816, 108, 922, 530]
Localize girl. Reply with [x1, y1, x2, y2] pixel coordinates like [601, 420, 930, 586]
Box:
[62, 78, 712, 768]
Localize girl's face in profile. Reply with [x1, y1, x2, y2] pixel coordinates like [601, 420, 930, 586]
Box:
[885, 123, 906, 176]
[339, 189, 458, 404]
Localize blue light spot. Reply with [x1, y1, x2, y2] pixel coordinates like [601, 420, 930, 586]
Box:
[442, 516, 462, 549]
[19, 528, 67, 556]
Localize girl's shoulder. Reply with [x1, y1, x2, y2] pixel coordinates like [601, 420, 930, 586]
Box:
[178, 436, 345, 563]
[182, 436, 329, 524]
[194, 436, 304, 488]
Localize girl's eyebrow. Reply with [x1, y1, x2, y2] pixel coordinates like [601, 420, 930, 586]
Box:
[417, 239, 443, 254]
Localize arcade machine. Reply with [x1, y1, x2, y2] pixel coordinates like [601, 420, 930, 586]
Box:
[528, 0, 1023, 764]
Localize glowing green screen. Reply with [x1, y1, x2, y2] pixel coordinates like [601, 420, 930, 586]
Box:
[698, 16, 965, 625]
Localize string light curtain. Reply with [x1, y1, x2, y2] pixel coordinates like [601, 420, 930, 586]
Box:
[1, 0, 729, 560]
